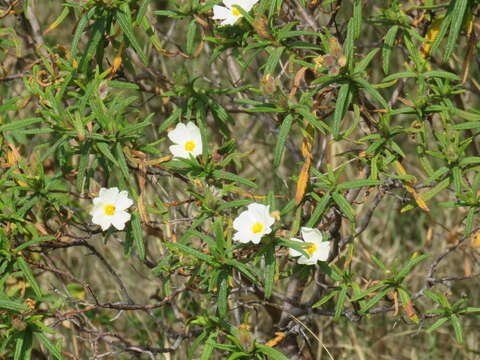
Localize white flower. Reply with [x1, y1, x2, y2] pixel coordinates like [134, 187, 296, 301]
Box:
[168, 122, 203, 159]
[212, 0, 259, 26]
[233, 203, 275, 244]
[90, 187, 133, 231]
[289, 227, 330, 265]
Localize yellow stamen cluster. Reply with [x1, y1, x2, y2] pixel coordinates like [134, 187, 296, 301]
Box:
[306, 243, 317, 255]
[184, 140, 196, 152]
[251, 222, 264, 234]
[232, 7, 240, 16]
[104, 204, 116, 216]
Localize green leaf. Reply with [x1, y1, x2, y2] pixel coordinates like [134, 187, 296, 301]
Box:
[331, 192, 355, 222]
[200, 331, 218, 360]
[255, 343, 289, 360]
[355, 48, 379, 73]
[354, 78, 388, 109]
[96, 142, 119, 167]
[0, 117, 42, 132]
[158, 107, 181, 133]
[452, 166, 463, 193]
[395, 253, 431, 281]
[264, 46, 285, 74]
[306, 193, 331, 227]
[334, 286, 348, 320]
[217, 270, 229, 317]
[383, 71, 417, 82]
[35, 332, 64, 360]
[318, 262, 343, 282]
[16, 257, 42, 298]
[360, 286, 391, 313]
[382, 25, 399, 74]
[264, 243, 276, 299]
[0, 298, 28, 312]
[130, 212, 145, 260]
[213, 217, 225, 254]
[15, 236, 55, 252]
[336, 179, 382, 191]
[273, 114, 294, 168]
[217, 199, 253, 211]
[116, 5, 148, 65]
[14, 335, 24, 360]
[352, 0, 362, 39]
[424, 70, 460, 81]
[186, 20, 197, 55]
[333, 82, 352, 140]
[167, 242, 215, 265]
[224, 258, 259, 284]
[450, 314, 463, 344]
[443, 0, 469, 62]
[71, 12, 90, 59]
[212, 170, 257, 188]
[114, 143, 131, 181]
[79, 17, 106, 72]
[350, 281, 386, 302]
[312, 290, 338, 308]
[464, 208, 475, 237]
[426, 317, 449, 333]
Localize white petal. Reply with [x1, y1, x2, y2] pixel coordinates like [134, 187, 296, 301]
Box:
[247, 203, 268, 218]
[185, 121, 201, 137]
[212, 5, 230, 20]
[241, 0, 258, 11]
[301, 227, 323, 244]
[92, 196, 104, 206]
[262, 226, 272, 236]
[248, 203, 275, 227]
[250, 233, 263, 244]
[263, 213, 275, 227]
[190, 140, 203, 157]
[298, 256, 316, 265]
[92, 213, 112, 231]
[115, 191, 133, 211]
[111, 211, 131, 230]
[169, 144, 190, 159]
[89, 204, 103, 217]
[233, 211, 253, 231]
[233, 230, 253, 243]
[99, 187, 119, 203]
[98, 187, 109, 197]
[224, 0, 257, 12]
[314, 242, 331, 261]
[220, 14, 239, 26]
[288, 238, 303, 257]
[223, 0, 237, 8]
[167, 123, 187, 144]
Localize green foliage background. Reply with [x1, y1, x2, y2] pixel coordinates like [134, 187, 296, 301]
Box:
[1, 0, 480, 358]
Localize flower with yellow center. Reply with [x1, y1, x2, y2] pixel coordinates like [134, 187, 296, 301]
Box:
[289, 227, 331, 265]
[90, 187, 133, 231]
[233, 203, 275, 244]
[168, 122, 203, 159]
[212, 0, 259, 26]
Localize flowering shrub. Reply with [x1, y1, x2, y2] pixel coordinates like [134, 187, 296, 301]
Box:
[1, 0, 480, 358]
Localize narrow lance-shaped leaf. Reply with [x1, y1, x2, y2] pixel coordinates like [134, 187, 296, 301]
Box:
[443, 0, 469, 62]
[382, 25, 399, 74]
[273, 114, 294, 168]
[217, 270, 229, 317]
[331, 191, 355, 223]
[16, 257, 42, 298]
[264, 243, 276, 299]
[116, 5, 148, 65]
[333, 82, 352, 140]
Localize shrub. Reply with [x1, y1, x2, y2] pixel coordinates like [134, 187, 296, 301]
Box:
[1, 0, 480, 358]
